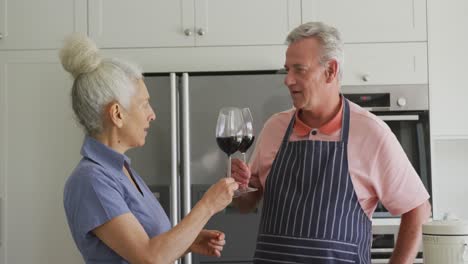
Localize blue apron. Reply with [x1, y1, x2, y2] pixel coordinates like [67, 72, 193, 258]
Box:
[254, 99, 372, 263]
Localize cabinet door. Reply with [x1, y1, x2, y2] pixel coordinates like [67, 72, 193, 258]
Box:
[428, 0, 468, 137]
[302, 0, 427, 42]
[0, 0, 86, 50]
[89, 0, 195, 48]
[342, 43, 427, 85]
[0, 51, 83, 264]
[431, 139, 468, 220]
[194, 0, 301, 46]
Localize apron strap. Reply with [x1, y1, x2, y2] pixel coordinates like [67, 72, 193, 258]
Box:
[341, 97, 351, 144]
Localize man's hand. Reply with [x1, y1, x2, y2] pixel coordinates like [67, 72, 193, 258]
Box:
[190, 230, 226, 257]
[231, 158, 251, 188]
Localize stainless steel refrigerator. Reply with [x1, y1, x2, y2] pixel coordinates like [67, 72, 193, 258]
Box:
[126, 71, 291, 264]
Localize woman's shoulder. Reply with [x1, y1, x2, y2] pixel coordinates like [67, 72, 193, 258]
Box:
[65, 158, 120, 194]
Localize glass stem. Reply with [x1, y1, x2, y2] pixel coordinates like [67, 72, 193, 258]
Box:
[227, 155, 231, 178]
[242, 152, 247, 163]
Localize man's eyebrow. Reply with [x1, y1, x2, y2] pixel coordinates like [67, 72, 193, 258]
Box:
[284, 64, 308, 68]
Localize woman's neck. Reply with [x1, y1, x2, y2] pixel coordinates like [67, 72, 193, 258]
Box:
[93, 129, 129, 154]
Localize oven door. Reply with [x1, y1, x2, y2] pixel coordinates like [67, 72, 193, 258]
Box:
[372, 111, 431, 217]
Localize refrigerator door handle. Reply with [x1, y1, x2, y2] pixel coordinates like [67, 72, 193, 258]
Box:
[181, 73, 192, 264]
[170, 73, 182, 264]
[170, 73, 179, 228]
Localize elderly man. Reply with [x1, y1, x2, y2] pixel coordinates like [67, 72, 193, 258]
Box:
[231, 22, 431, 264]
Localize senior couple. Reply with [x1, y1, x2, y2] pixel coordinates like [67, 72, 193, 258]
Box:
[62, 21, 431, 264]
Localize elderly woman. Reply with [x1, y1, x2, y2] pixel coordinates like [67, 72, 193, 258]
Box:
[61, 34, 238, 264]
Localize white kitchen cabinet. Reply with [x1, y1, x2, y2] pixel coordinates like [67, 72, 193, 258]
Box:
[342, 43, 428, 85]
[88, 0, 195, 48]
[302, 0, 427, 43]
[88, 0, 301, 48]
[427, 0, 468, 137]
[0, 51, 83, 264]
[0, 0, 86, 50]
[193, 0, 301, 46]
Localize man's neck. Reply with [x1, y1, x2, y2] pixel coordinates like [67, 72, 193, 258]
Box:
[299, 93, 341, 128]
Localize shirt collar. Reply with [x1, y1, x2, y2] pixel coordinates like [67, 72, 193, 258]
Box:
[80, 136, 131, 170]
[293, 97, 344, 137]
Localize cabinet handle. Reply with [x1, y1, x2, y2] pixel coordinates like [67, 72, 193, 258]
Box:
[197, 29, 205, 36]
[183, 29, 193, 36]
[362, 74, 370, 82]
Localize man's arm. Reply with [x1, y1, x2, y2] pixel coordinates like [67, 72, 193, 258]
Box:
[389, 200, 431, 264]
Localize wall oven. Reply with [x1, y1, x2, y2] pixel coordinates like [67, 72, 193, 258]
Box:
[342, 84, 432, 218]
[343, 84, 430, 264]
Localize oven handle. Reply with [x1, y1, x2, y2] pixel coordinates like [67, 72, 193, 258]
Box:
[376, 115, 419, 121]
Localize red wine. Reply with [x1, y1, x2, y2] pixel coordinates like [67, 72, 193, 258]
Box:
[238, 135, 255, 153]
[216, 136, 242, 155]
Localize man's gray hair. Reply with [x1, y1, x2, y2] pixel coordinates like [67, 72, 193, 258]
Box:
[59, 34, 142, 136]
[286, 22, 344, 81]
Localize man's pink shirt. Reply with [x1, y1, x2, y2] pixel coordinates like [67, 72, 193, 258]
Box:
[249, 99, 429, 219]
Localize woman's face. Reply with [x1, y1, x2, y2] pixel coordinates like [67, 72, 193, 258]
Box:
[119, 79, 156, 149]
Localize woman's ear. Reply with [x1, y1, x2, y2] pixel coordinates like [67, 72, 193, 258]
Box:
[108, 102, 124, 128]
[325, 59, 339, 83]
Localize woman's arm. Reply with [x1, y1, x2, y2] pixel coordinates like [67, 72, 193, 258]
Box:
[93, 177, 238, 264]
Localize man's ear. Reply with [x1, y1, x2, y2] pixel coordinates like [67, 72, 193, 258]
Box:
[325, 59, 339, 83]
[108, 102, 124, 128]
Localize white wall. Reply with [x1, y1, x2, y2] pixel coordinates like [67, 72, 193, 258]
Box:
[0, 51, 84, 264]
[427, 0, 468, 219]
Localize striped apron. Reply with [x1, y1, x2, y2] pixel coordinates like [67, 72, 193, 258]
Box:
[254, 99, 372, 264]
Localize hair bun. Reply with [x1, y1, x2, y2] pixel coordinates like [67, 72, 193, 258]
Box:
[59, 33, 102, 78]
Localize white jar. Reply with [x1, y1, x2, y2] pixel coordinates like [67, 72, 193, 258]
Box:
[423, 219, 468, 264]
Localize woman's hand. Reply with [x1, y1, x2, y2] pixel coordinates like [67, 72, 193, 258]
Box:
[201, 178, 238, 215]
[190, 230, 226, 257]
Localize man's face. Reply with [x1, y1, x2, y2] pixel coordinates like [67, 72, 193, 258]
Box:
[283, 37, 330, 111]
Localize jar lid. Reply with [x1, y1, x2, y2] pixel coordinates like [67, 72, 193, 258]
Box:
[423, 219, 468, 236]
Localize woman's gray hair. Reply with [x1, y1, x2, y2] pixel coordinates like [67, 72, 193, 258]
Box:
[59, 34, 143, 135]
[286, 22, 344, 81]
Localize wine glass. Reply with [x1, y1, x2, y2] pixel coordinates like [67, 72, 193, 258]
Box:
[216, 107, 244, 180]
[237, 107, 258, 194]
[239, 108, 255, 163]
